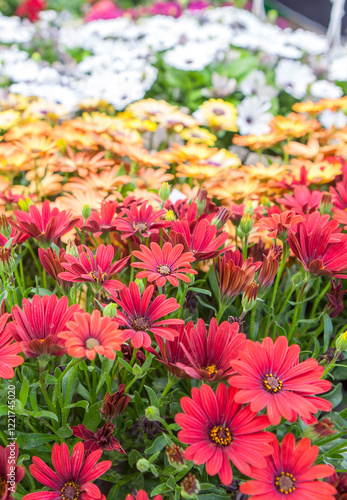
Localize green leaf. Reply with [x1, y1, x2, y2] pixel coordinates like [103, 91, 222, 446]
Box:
[63, 400, 89, 410]
[196, 295, 217, 313]
[34, 410, 59, 422]
[82, 402, 102, 431]
[16, 433, 56, 449]
[150, 484, 173, 495]
[57, 425, 73, 438]
[134, 391, 145, 417]
[324, 314, 333, 351]
[145, 385, 159, 409]
[19, 378, 29, 408]
[188, 287, 212, 296]
[145, 435, 168, 455]
[128, 449, 142, 467]
[118, 357, 134, 374]
[323, 383, 343, 409]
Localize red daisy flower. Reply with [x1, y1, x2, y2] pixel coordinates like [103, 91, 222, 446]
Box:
[7, 295, 81, 359]
[113, 282, 183, 348]
[169, 218, 228, 261]
[229, 336, 332, 426]
[175, 318, 247, 381]
[254, 211, 304, 239]
[331, 175, 347, 210]
[125, 491, 162, 500]
[131, 242, 197, 287]
[0, 443, 25, 500]
[82, 201, 118, 237]
[240, 433, 336, 500]
[72, 423, 125, 455]
[114, 202, 170, 240]
[277, 186, 322, 214]
[0, 313, 23, 379]
[22, 442, 111, 500]
[10, 200, 80, 244]
[58, 310, 124, 360]
[288, 211, 347, 278]
[175, 383, 274, 485]
[59, 244, 129, 294]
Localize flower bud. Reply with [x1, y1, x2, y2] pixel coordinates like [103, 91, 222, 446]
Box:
[103, 303, 117, 318]
[336, 329, 347, 352]
[244, 201, 254, 215]
[136, 458, 150, 473]
[211, 207, 231, 230]
[320, 192, 332, 216]
[135, 278, 145, 294]
[292, 271, 304, 287]
[132, 363, 142, 377]
[159, 182, 171, 203]
[66, 239, 79, 258]
[82, 204, 91, 221]
[195, 189, 207, 215]
[166, 444, 186, 470]
[302, 417, 337, 441]
[181, 473, 200, 498]
[0, 248, 16, 276]
[18, 197, 33, 212]
[242, 283, 258, 312]
[0, 214, 12, 239]
[100, 385, 130, 420]
[239, 213, 253, 236]
[261, 196, 271, 208]
[145, 406, 160, 421]
[166, 210, 175, 221]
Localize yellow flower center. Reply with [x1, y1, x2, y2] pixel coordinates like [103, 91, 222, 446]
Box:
[61, 481, 81, 500]
[85, 338, 100, 349]
[263, 373, 283, 393]
[205, 364, 218, 376]
[210, 425, 232, 446]
[157, 265, 171, 275]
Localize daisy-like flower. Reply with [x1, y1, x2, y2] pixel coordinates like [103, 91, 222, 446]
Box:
[0, 313, 23, 379]
[82, 202, 118, 237]
[10, 200, 80, 245]
[7, 295, 80, 359]
[38, 248, 71, 290]
[114, 202, 170, 240]
[254, 211, 304, 240]
[175, 383, 274, 485]
[277, 186, 323, 214]
[125, 491, 162, 500]
[72, 423, 125, 455]
[131, 242, 197, 287]
[175, 318, 246, 381]
[22, 442, 111, 500]
[58, 310, 125, 361]
[59, 244, 129, 294]
[193, 99, 238, 132]
[169, 218, 228, 261]
[0, 443, 25, 500]
[236, 97, 273, 136]
[113, 282, 183, 348]
[229, 336, 332, 426]
[288, 211, 347, 278]
[240, 433, 337, 499]
[331, 175, 347, 210]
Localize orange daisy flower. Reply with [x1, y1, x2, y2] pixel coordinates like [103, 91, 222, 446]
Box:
[58, 310, 124, 360]
[270, 113, 320, 139]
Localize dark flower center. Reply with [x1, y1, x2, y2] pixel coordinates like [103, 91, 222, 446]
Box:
[263, 373, 283, 393]
[131, 316, 150, 331]
[210, 425, 232, 446]
[158, 264, 171, 275]
[85, 338, 100, 349]
[205, 364, 218, 376]
[133, 222, 148, 233]
[61, 481, 81, 500]
[0, 476, 6, 497]
[275, 472, 296, 494]
[212, 108, 225, 116]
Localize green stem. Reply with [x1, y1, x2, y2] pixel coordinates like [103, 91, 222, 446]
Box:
[125, 375, 139, 393]
[14, 265, 24, 296]
[26, 241, 42, 280]
[310, 280, 330, 320]
[249, 303, 257, 341]
[216, 302, 227, 323]
[19, 258, 25, 289]
[161, 377, 176, 398]
[287, 282, 307, 344]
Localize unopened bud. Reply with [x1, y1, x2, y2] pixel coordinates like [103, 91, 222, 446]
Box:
[82, 204, 91, 221]
[336, 329, 347, 352]
[136, 458, 150, 472]
[261, 196, 271, 208]
[135, 278, 145, 294]
[18, 197, 33, 212]
[132, 363, 142, 377]
[211, 207, 231, 231]
[159, 182, 171, 203]
[103, 303, 117, 318]
[166, 444, 186, 470]
[145, 406, 160, 421]
[0, 214, 12, 239]
[320, 192, 332, 215]
[242, 282, 258, 312]
[100, 385, 130, 420]
[181, 473, 200, 498]
[195, 189, 207, 215]
[0, 248, 16, 275]
[66, 239, 79, 258]
[302, 418, 337, 441]
[244, 201, 254, 215]
[239, 213, 253, 236]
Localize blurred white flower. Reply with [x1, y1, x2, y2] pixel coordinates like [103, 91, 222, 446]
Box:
[239, 69, 278, 100]
[319, 110, 347, 129]
[237, 96, 273, 135]
[310, 80, 343, 99]
[275, 60, 315, 99]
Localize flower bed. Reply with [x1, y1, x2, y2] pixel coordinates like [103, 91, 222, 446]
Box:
[0, 88, 347, 499]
